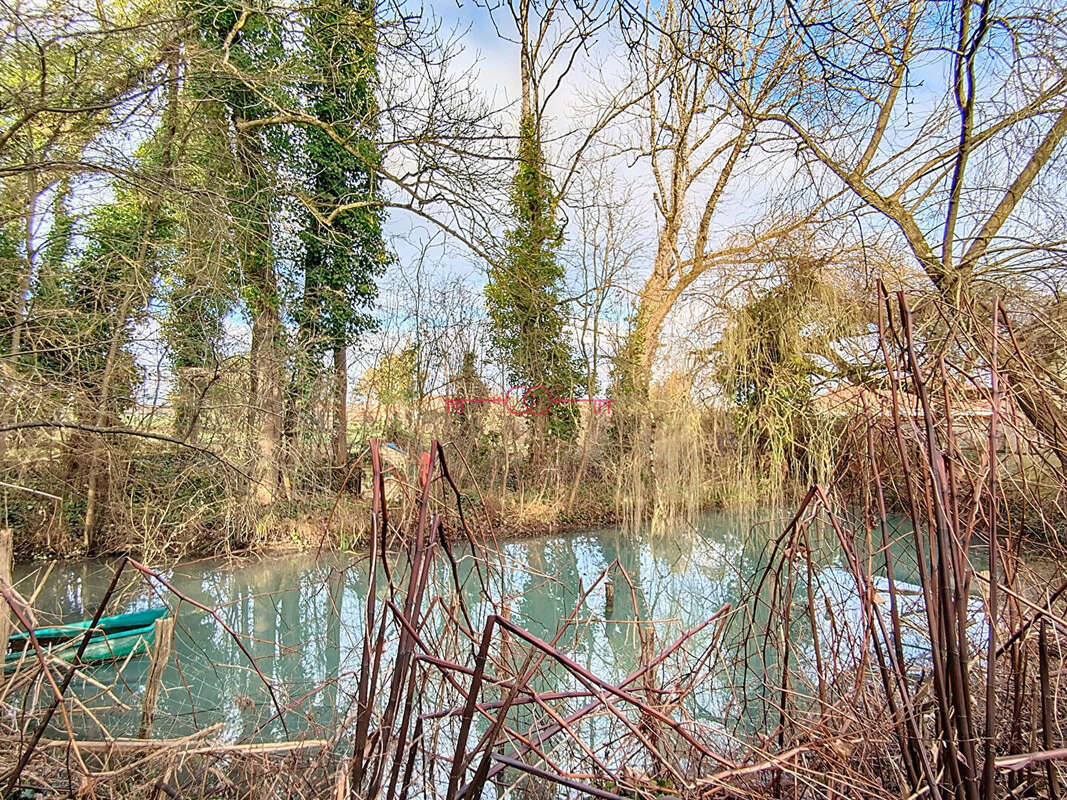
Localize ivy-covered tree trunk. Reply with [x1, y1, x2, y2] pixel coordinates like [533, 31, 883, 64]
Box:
[332, 345, 348, 471]
[234, 123, 285, 505]
[186, 0, 293, 505]
[484, 0, 579, 466]
[249, 303, 285, 505]
[485, 113, 578, 462]
[299, 0, 385, 482]
[160, 41, 230, 446]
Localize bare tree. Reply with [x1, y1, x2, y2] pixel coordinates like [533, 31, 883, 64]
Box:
[0, 0, 178, 357]
[565, 163, 641, 505]
[612, 0, 826, 397]
[741, 0, 1067, 459]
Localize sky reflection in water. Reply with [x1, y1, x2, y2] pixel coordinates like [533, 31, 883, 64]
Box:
[12, 510, 960, 744]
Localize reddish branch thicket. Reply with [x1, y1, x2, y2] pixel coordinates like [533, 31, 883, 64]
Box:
[1, 295, 1066, 799]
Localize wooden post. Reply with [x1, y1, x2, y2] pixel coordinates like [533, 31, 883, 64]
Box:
[498, 601, 512, 667]
[0, 528, 11, 659]
[139, 616, 175, 738]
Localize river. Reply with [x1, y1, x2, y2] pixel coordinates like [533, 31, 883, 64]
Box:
[10, 509, 959, 746]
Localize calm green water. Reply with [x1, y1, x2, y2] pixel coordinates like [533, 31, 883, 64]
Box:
[11, 510, 948, 745]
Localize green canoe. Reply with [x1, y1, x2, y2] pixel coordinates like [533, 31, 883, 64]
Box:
[5, 607, 168, 672]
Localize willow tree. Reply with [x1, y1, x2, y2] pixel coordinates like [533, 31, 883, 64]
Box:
[297, 0, 386, 475]
[715, 250, 849, 487]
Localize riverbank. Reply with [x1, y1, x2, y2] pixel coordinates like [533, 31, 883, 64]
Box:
[7, 480, 633, 564]
[224, 486, 629, 557]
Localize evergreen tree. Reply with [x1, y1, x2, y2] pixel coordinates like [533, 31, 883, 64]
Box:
[451, 349, 489, 442]
[485, 112, 579, 439]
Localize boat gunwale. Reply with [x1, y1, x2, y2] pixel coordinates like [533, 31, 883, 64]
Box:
[6, 607, 168, 646]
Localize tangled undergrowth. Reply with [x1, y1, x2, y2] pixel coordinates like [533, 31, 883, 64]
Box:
[1, 293, 1066, 799]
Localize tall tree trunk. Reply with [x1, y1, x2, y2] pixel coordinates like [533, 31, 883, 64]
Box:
[611, 231, 681, 525]
[619, 231, 678, 399]
[518, 0, 536, 122]
[248, 284, 284, 505]
[232, 116, 284, 506]
[245, 266, 283, 507]
[332, 344, 348, 475]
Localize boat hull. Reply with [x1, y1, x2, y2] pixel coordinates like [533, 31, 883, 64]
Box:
[5, 608, 167, 673]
